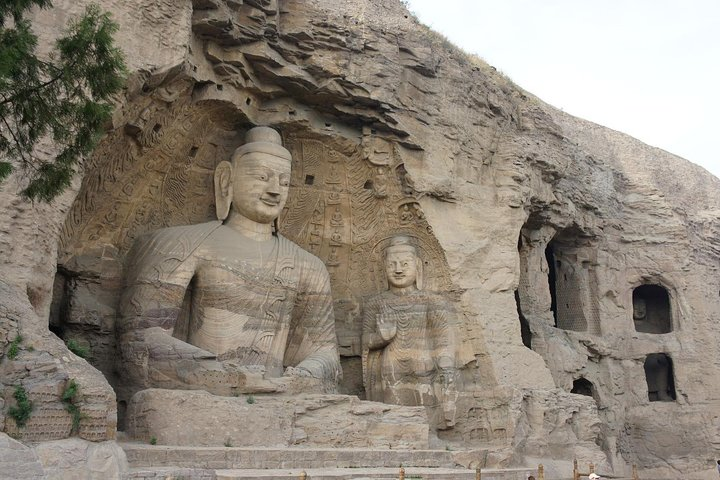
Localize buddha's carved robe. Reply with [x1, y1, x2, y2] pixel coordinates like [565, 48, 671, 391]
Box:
[362, 290, 454, 406]
[118, 221, 340, 395]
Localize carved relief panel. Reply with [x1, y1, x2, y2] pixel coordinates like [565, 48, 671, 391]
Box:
[60, 97, 242, 259]
[279, 134, 453, 360]
[58, 112, 453, 394]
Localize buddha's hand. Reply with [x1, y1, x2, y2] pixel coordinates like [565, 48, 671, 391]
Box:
[377, 314, 397, 341]
[283, 365, 314, 377]
[436, 356, 456, 389]
[175, 357, 243, 391]
[278, 365, 329, 393]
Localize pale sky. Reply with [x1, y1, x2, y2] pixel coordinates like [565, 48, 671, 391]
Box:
[404, 0, 720, 179]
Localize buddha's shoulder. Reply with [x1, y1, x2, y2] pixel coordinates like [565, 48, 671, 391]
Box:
[276, 234, 328, 270]
[131, 221, 222, 255]
[420, 290, 448, 302]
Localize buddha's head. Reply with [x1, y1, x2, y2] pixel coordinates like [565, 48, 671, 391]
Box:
[384, 235, 422, 290]
[214, 126, 291, 224]
[633, 296, 647, 320]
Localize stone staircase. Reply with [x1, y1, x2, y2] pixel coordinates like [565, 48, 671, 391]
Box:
[121, 443, 537, 479]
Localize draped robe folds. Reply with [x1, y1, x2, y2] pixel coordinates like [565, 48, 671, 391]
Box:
[118, 221, 341, 393]
[361, 290, 455, 407]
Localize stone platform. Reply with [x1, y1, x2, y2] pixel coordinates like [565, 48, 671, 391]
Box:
[126, 389, 430, 449]
[126, 467, 536, 480]
[121, 443, 538, 480]
[214, 468, 536, 479]
[121, 444, 457, 469]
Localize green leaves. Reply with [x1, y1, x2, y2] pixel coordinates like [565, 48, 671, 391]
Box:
[0, 0, 52, 25]
[8, 385, 33, 428]
[65, 338, 90, 359]
[61, 379, 83, 434]
[0, 1, 127, 201]
[6, 334, 22, 359]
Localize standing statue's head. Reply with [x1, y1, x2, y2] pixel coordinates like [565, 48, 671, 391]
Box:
[214, 126, 292, 224]
[384, 235, 423, 290]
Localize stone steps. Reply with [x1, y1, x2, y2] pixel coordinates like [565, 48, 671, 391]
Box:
[121, 443, 537, 480]
[215, 467, 535, 479]
[124, 466, 536, 480]
[122, 443, 457, 470]
[125, 467, 216, 479]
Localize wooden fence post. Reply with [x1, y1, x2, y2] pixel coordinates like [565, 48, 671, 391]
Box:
[399, 466, 405, 480]
[538, 463, 545, 480]
[573, 459, 579, 480]
[475, 466, 481, 480]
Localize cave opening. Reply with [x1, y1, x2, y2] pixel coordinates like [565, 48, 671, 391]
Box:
[543, 227, 602, 334]
[48, 269, 70, 339]
[644, 353, 676, 402]
[633, 284, 672, 334]
[515, 289, 532, 349]
[544, 243, 559, 327]
[571, 377, 595, 397]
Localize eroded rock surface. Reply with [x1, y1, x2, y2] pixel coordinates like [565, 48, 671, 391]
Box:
[1, 0, 719, 478]
[0, 433, 127, 480]
[125, 389, 429, 449]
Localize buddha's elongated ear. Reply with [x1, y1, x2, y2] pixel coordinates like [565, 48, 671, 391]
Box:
[214, 161, 233, 221]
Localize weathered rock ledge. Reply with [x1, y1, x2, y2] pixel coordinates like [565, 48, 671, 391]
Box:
[1, 0, 718, 479]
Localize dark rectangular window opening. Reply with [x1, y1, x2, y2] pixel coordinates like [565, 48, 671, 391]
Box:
[633, 284, 672, 334]
[644, 353, 676, 402]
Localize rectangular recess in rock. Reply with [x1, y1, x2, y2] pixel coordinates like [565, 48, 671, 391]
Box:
[632, 284, 673, 334]
[644, 353, 676, 402]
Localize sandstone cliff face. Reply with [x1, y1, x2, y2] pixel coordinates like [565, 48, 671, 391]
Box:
[1, 0, 718, 478]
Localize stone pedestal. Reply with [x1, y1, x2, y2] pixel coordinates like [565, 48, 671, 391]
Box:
[125, 389, 430, 449]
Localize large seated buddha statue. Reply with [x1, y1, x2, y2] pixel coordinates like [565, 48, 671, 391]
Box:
[117, 126, 341, 400]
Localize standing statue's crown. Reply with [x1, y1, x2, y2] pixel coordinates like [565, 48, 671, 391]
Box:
[232, 126, 291, 162]
[385, 235, 417, 255]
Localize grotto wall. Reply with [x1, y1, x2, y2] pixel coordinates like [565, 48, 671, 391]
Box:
[1, 0, 719, 478]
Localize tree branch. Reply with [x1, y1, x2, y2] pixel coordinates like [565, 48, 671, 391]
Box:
[0, 56, 80, 107]
[1, 115, 32, 168]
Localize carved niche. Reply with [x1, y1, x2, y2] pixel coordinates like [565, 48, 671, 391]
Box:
[57, 108, 453, 394]
[279, 134, 453, 366]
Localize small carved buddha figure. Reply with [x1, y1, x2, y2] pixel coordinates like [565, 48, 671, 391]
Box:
[362, 235, 458, 427]
[399, 205, 414, 224]
[633, 296, 647, 328]
[330, 208, 344, 227]
[117, 127, 341, 401]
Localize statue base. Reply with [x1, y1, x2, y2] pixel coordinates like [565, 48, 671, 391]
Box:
[125, 389, 430, 449]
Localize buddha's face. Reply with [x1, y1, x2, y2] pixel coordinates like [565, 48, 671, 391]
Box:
[231, 151, 291, 224]
[633, 298, 647, 320]
[385, 249, 418, 289]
